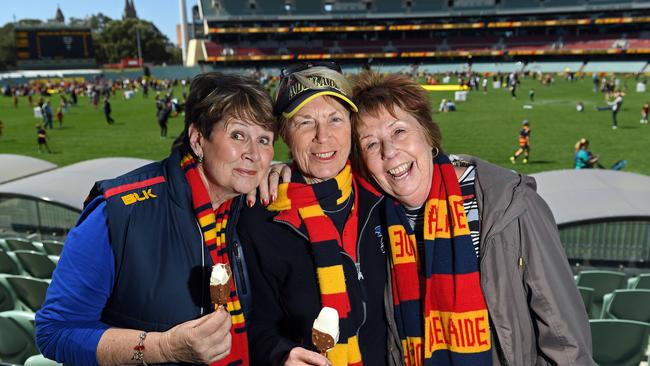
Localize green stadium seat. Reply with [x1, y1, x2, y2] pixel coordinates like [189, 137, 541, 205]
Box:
[590, 319, 650, 366]
[40, 241, 63, 256]
[24, 354, 62, 366]
[4, 275, 49, 312]
[627, 273, 650, 289]
[576, 270, 627, 318]
[0, 280, 18, 312]
[3, 239, 41, 253]
[577, 286, 594, 315]
[12, 251, 55, 279]
[601, 289, 650, 323]
[0, 310, 38, 364]
[0, 250, 20, 275]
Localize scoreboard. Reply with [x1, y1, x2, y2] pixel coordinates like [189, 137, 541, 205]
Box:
[15, 28, 95, 61]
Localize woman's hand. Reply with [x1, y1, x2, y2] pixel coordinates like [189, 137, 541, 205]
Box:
[246, 163, 292, 207]
[284, 347, 331, 366]
[160, 307, 232, 364]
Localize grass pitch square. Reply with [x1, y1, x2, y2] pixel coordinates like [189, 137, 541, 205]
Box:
[0, 76, 648, 176]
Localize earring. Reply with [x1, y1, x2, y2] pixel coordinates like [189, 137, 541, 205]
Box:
[196, 155, 203, 164]
[432, 147, 440, 158]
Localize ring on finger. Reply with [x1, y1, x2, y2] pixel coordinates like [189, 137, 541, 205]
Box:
[269, 170, 281, 177]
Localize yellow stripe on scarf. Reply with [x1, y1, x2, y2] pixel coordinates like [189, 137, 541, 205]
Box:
[316, 265, 347, 294]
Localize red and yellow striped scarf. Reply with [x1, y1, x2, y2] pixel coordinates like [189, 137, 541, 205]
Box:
[268, 163, 363, 366]
[386, 154, 492, 366]
[181, 153, 249, 366]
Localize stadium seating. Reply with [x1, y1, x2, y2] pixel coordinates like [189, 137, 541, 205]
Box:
[12, 251, 56, 279]
[601, 289, 650, 322]
[577, 286, 594, 314]
[0, 250, 20, 275]
[627, 273, 650, 289]
[374, 0, 404, 13]
[0, 310, 38, 364]
[41, 241, 64, 256]
[2, 238, 41, 253]
[3, 275, 49, 312]
[0, 280, 17, 312]
[295, 0, 323, 15]
[575, 270, 627, 318]
[590, 319, 650, 366]
[24, 354, 62, 366]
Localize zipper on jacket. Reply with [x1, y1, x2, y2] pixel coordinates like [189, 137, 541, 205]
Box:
[276, 194, 385, 344]
[232, 239, 247, 294]
[349, 195, 384, 339]
[195, 220, 206, 316]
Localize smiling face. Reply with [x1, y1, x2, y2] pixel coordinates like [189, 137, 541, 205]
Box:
[356, 105, 434, 207]
[285, 96, 351, 184]
[189, 116, 274, 206]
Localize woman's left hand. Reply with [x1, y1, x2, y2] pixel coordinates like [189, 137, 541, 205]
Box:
[245, 163, 292, 207]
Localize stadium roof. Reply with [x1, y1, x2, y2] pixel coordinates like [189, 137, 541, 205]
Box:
[531, 169, 650, 226]
[0, 157, 153, 211]
[0, 154, 57, 184]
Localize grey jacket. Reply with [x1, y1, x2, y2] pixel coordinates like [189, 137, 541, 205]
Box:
[386, 155, 594, 366]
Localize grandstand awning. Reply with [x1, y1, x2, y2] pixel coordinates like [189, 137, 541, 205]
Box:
[0, 154, 57, 184]
[531, 169, 650, 226]
[0, 157, 153, 211]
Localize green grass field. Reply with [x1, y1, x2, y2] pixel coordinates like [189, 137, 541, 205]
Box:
[1, 76, 649, 175]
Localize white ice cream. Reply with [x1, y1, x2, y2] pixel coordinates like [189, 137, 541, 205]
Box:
[313, 307, 340, 343]
[210, 263, 230, 286]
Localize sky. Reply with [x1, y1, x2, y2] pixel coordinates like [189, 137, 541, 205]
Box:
[0, 0, 198, 43]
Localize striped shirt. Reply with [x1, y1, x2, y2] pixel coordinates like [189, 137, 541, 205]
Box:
[404, 164, 481, 259]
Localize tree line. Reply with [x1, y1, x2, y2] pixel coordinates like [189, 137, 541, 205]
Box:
[0, 13, 182, 70]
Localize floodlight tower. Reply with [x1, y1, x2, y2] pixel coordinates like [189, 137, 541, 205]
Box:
[179, 0, 189, 64]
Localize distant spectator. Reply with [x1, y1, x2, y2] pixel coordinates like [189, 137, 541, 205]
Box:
[157, 100, 172, 138]
[0, 120, 4, 137]
[42, 101, 53, 129]
[482, 77, 488, 94]
[596, 91, 623, 129]
[56, 106, 64, 128]
[509, 72, 518, 99]
[528, 88, 535, 102]
[12, 93, 18, 108]
[575, 138, 601, 169]
[641, 102, 649, 124]
[510, 119, 531, 164]
[92, 88, 99, 110]
[103, 97, 115, 125]
[36, 124, 51, 153]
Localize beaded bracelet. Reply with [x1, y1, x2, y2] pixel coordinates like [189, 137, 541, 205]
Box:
[132, 331, 148, 365]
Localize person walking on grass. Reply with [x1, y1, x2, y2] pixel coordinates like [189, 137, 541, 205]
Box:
[156, 99, 172, 138]
[0, 120, 4, 137]
[641, 102, 648, 124]
[510, 119, 531, 164]
[36, 124, 51, 153]
[42, 100, 53, 129]
[103, 97, 115, 125]
[56, 106, 64, 128]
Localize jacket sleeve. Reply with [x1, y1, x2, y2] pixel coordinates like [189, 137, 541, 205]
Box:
[35, 198, 115, 366]
[519, 190, 595, 366]
[238, 219, 299, 365]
